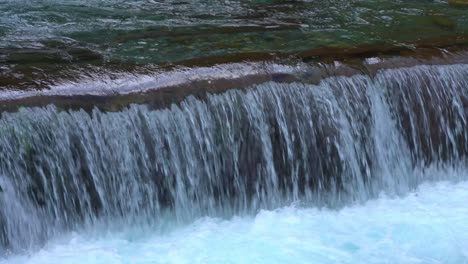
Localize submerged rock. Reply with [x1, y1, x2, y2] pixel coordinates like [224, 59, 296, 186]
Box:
[2, 44, 103, 66]
[4, 50, 70, 64]
[430, 14, 456, 30]
[448, 0, 468, 7]
[67, 47, 103, 62]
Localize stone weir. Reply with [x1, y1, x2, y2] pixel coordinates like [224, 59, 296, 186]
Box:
[1, 35, 468, 112]
[1, 44, 468, 254]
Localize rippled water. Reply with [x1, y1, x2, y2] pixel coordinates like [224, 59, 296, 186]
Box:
[2, 180, 468, 264]
[1, 0, 467, 90]
[1, 0, 467, 64]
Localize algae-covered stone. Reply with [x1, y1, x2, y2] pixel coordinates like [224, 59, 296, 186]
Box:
[328, 42, 353, 49]
[448, 0, 468, 7]
[430, 14, 456, 30]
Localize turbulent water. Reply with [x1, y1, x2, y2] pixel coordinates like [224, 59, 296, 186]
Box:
[1, 63, 468, 258]
[2, 180, 468, 264]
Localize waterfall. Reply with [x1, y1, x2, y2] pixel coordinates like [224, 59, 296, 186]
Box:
[0, 64, 467, 254]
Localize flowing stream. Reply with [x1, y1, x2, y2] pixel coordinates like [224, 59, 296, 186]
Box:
[1, 63, 468, 262]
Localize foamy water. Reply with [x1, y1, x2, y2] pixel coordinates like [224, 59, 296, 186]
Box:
[3, 180, 468, 264]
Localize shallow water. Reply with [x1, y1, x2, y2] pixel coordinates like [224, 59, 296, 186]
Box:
[1, 0, 467, 91]
[1, 0, 467, 64]
[2, 180, 468, 264]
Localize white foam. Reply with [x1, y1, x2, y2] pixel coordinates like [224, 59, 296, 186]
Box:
[3, 180, 468, 264]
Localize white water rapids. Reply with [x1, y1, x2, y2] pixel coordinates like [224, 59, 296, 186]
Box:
[3, 179, 468, 264]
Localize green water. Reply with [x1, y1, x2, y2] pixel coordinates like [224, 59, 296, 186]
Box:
[0, 0, 467, 89]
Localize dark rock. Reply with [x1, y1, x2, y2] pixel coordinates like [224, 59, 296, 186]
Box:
[271, 73, 297, 83]
[5, 49, 70, 64]
[67, 47, 103, 62]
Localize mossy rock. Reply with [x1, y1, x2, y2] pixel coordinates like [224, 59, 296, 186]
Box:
[448, 0, 468, 7]
[430, 14, 456, 30]
[328, 42, 353, 49]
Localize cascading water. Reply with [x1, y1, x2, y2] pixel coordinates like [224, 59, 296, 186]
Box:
[0, 63, 468, 258]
